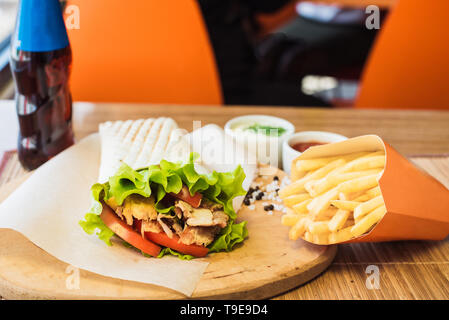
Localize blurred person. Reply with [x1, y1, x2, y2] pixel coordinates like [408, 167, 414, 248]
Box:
[198, 0, 329, 107]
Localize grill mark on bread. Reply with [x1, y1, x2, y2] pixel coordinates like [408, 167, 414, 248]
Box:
[148, 118, 165, 162]
[110, 120, 134, 172]
[122, 119, 144, 165]
[150, 118, 177, 164]
[136, 118, 162, 167]
[148, 118, 167, 164]
[117, 120, 133, 143]
[123, 119, 144, 146]
[135, 117, 165, 167]
[124, 118, 153, 166]
[161, 119, 177, 155]
[161, 120, 179, 158]
[111, 121, 122, 134]
[134, 118, 157, 168]
[166, 129, 183, 152]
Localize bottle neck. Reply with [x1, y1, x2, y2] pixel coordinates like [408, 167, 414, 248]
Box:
[15, 0, 69, 52]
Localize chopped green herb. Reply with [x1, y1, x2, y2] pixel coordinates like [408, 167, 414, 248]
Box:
[245, 124, 286, 137]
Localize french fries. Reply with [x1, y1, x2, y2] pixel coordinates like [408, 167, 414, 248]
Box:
[353, 195, 384, 219]
[282, 193, 310, 207]
[351, 205, 387, 237]
[278, 159, 345, 198]
[305, 169, 382, 197]
[281, 214, 301, 227]
[289, 217, 310, 240]
[308, 221, 330, 234]
[328, 209, 350, 232]
[329, 200, 361, 211]
[338, 174, 382, 194]
[328, 226, 353, 243]
[292, 199, 312, 214]
[280, 150, 387, 244]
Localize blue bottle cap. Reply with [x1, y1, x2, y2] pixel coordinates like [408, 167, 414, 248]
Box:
[17, 0, 70, 52]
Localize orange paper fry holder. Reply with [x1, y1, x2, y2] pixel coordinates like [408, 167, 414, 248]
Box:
[296, 135, 449, 243]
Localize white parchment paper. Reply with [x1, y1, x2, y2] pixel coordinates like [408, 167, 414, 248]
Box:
[0, 125, 256, 296]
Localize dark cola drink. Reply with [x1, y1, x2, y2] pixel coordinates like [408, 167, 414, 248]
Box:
[10, 0, 74, 170]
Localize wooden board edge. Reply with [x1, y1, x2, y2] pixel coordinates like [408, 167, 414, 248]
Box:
[191, 245, 338, 300]
[0, 244, 337, 300]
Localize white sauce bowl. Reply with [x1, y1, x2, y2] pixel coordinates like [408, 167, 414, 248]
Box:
[224, 115, 295, 168]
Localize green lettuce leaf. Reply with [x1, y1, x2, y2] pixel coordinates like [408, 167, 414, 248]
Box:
[79, 213, 114, 246]
[157, 248, 195, 260]
[79, 153, 248, 258]
[208, 220, 248, 253]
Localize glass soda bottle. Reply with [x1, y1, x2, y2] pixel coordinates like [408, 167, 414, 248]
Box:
[9, 0, 74, 170]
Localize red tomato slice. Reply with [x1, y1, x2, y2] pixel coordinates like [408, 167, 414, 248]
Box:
[170, 185, 202, 208]
[145, 231, 209, 258]
[100, 204, 161, 257]
[134, 220, 209, 257]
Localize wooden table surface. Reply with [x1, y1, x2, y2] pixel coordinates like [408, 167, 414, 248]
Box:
[1, 100, 449, 299]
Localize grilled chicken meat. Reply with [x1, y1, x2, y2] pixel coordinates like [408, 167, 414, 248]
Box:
[180, 226, 220, 246]
[141, 219, 163, 234]
[121, 194, 158, 225]
[174, 200, 228, 246]
[175, 200, 228, 227]
[108, 193, 229, 247]
[200, 198, 224, 211]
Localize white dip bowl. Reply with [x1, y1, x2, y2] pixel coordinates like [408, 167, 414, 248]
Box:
[224, 115, 295, 168]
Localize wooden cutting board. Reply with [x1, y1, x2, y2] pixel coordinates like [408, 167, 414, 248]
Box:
[0, 166, 336, 300]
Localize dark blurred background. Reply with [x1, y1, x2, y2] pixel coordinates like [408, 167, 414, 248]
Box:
[0, 0, 392, 107]
[198, 0, 389, 107]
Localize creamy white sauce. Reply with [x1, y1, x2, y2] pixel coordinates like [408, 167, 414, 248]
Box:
[231, 122, 287, 137]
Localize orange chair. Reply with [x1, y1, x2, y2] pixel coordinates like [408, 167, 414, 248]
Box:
[356, 0, 449, 110]
[65, 0, 222, 105]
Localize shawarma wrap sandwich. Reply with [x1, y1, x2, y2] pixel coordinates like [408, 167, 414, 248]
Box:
[80, 118, 248, 259]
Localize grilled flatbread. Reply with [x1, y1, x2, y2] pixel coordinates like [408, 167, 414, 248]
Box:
[98, 117, 183, 182]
